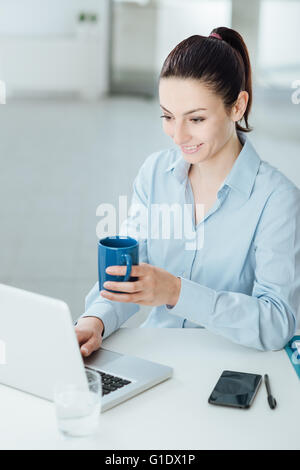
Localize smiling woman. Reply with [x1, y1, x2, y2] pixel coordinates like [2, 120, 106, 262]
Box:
[76, 26, 300, 356]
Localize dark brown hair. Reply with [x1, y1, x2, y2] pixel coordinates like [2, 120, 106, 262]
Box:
[159, 26, 253, 133]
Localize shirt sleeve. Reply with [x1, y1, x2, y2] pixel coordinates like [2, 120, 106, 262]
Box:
[165, 186, 300, 351]
[77, 159, 150, 340]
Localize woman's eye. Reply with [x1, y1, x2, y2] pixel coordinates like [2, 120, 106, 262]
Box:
[160, 115, 205, 123]
[160, 115, 172, 120]
[191, 118, 205, 123]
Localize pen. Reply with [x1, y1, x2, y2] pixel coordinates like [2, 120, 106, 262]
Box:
[264, 374, 277, 409]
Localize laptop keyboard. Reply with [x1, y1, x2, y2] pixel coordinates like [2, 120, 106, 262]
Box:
[86, 368, 132, 396]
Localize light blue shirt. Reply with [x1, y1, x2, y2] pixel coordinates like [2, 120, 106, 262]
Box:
[80, 131, 300, 351]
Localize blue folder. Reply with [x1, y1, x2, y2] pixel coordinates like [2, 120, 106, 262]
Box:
[284, 335, 300, 379]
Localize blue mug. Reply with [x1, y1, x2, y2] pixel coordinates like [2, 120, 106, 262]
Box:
[98, 236, 139, 293]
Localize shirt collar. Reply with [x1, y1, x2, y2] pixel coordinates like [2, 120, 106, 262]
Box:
[165, 131, 261, 200]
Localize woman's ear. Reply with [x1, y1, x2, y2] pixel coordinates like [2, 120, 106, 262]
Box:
[231, 91, 249, 123]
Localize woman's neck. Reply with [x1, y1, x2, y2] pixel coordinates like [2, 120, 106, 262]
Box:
[189, 133, 243, 191]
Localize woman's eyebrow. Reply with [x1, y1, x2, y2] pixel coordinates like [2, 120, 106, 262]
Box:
[160, 105, 207, 115]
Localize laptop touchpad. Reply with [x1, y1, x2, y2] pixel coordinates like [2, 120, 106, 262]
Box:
[83, 348, 123, 369]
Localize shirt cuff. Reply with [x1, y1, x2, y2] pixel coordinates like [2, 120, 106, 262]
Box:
[164, 276, 216, 325]
[79, 302, 117, 340]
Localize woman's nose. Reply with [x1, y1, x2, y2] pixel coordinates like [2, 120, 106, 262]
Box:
[173, 124, 190, 146]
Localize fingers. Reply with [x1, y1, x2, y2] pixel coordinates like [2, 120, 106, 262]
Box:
[103, 280, 143, 293]
[75, 322, 103, 357]
[75, 327, 91, 346]
[106, 263, 147, 277]
[100, 290, 143, 304]
[80, 334, 102, 357]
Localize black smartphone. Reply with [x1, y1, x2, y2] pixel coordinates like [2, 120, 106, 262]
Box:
[208, 370, 262, 409]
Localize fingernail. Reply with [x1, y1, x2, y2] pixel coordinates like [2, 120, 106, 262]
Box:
[82, 347, 88, 355]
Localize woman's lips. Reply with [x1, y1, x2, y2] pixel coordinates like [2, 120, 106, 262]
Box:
[180, 143, 203, 154]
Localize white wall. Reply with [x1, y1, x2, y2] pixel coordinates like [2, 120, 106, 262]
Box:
[0, 0, 110, 98]
[113, 1, 157, 73]
[258, 0, 300, 68]
[0, 0, 104, 36]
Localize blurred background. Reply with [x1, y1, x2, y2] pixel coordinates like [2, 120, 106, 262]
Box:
[0, 0, 299, 326]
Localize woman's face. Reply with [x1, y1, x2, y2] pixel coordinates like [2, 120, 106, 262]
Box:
[159, 77, 237, 164]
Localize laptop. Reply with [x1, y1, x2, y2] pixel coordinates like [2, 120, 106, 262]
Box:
[0, 283, 173, 412]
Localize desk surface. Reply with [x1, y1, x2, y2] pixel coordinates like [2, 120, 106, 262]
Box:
[0, 328, 299, 450]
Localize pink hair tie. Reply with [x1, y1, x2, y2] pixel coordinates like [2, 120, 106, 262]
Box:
[209, 32, 222, 40]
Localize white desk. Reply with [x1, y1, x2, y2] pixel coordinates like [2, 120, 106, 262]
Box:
[0, 328, 299, 450]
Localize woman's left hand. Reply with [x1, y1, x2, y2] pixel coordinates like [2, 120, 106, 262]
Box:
[100, 262, 181, 307]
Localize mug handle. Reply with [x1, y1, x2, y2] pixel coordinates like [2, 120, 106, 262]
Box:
[122, 254, 132, 282]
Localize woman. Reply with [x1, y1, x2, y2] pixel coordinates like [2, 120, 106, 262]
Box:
[76, 27, 300, 354]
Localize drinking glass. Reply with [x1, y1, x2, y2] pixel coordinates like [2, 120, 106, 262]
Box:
[54, 368, 102, 438]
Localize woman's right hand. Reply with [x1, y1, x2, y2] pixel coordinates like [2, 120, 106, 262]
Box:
[75, 317, 104, 357]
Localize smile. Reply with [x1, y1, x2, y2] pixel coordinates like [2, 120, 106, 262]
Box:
[180, 144, 203, 154]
